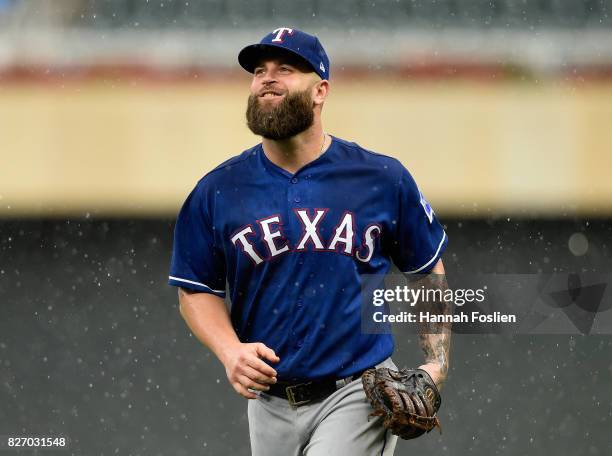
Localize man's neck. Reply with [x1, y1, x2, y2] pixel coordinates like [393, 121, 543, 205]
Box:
[261, 126, 328, 175]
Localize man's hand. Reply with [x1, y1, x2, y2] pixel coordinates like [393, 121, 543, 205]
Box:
[221, 342, 280, 399]
[417, 362, 446, 390]
[177, 290, 280, 400]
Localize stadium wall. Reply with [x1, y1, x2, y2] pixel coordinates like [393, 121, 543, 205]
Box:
[1, 79, 611, 217]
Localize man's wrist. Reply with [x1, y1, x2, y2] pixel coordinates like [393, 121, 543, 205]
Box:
[217, 340, 242, 366]
[418, 362, 447, 388]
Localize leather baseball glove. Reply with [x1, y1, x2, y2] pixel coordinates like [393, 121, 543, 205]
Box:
[362, 367, 442, 440]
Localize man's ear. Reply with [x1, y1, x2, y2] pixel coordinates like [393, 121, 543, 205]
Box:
[312, 79, 329, 106]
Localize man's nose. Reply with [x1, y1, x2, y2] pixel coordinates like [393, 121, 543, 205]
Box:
[260, 69, 278, 83]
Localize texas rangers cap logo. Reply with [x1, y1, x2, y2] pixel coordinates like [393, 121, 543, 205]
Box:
[271, 27, 294, 42]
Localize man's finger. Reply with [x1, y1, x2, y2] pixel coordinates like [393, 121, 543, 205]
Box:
[246, 356, 278, 378]
[233, 382, 257, 399]
[238, 375, 271, 392]
[242, 365, 277, 385]
[255, 343, 280, 363]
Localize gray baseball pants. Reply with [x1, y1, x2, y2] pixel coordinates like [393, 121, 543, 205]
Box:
[247, 357, 398, 456]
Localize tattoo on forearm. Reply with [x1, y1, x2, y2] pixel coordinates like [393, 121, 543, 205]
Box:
[412, 273, 452, 386]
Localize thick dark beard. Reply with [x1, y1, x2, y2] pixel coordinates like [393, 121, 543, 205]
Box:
[246, 89, 315, 140]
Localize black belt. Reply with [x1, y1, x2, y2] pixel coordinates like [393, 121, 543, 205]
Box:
[266, 369, 367, 407]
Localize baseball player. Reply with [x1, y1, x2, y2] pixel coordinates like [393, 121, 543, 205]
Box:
[169, 28, 451, 455]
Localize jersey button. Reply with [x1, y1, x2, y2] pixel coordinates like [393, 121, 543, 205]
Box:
[294, 196, 301, 203]
[297, 340, 303, 347]
[291, 177, 298, 184]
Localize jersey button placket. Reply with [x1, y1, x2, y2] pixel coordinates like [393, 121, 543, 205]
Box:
[288, 175, 302, 206]
[287, 176, 303, 354]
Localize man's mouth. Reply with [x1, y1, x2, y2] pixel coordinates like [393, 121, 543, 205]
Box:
[260, 91, 285, 99]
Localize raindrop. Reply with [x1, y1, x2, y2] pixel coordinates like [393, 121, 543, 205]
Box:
[568, 233, 588, 256]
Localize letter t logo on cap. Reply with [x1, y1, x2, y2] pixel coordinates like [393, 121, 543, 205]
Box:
[272, 27, 294, 42]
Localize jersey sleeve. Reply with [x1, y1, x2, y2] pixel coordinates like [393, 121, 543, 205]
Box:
[390, 165, 448, 274]
[168, 181, 227, 297]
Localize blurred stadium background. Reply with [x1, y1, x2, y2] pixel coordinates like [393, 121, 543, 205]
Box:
[1, 1, 611, 455]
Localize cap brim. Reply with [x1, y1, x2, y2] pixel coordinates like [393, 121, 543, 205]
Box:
[238, 43, 316, 75]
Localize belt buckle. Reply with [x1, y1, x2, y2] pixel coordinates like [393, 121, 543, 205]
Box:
[285, 382, 312, 407]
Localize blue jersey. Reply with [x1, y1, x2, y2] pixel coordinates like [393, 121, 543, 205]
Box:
[168, 135, 447, 381]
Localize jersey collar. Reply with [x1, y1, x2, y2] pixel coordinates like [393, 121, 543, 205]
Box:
[258, 135, 337, 179]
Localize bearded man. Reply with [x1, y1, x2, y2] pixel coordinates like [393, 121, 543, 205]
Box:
[169, 28, 451, 456]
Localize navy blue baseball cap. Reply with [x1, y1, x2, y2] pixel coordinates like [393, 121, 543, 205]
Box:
[238, 28, 330, 80]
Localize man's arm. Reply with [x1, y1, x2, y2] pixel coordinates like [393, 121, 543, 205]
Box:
[413, 259, 452, 389]
[178, 287, 279, 399]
